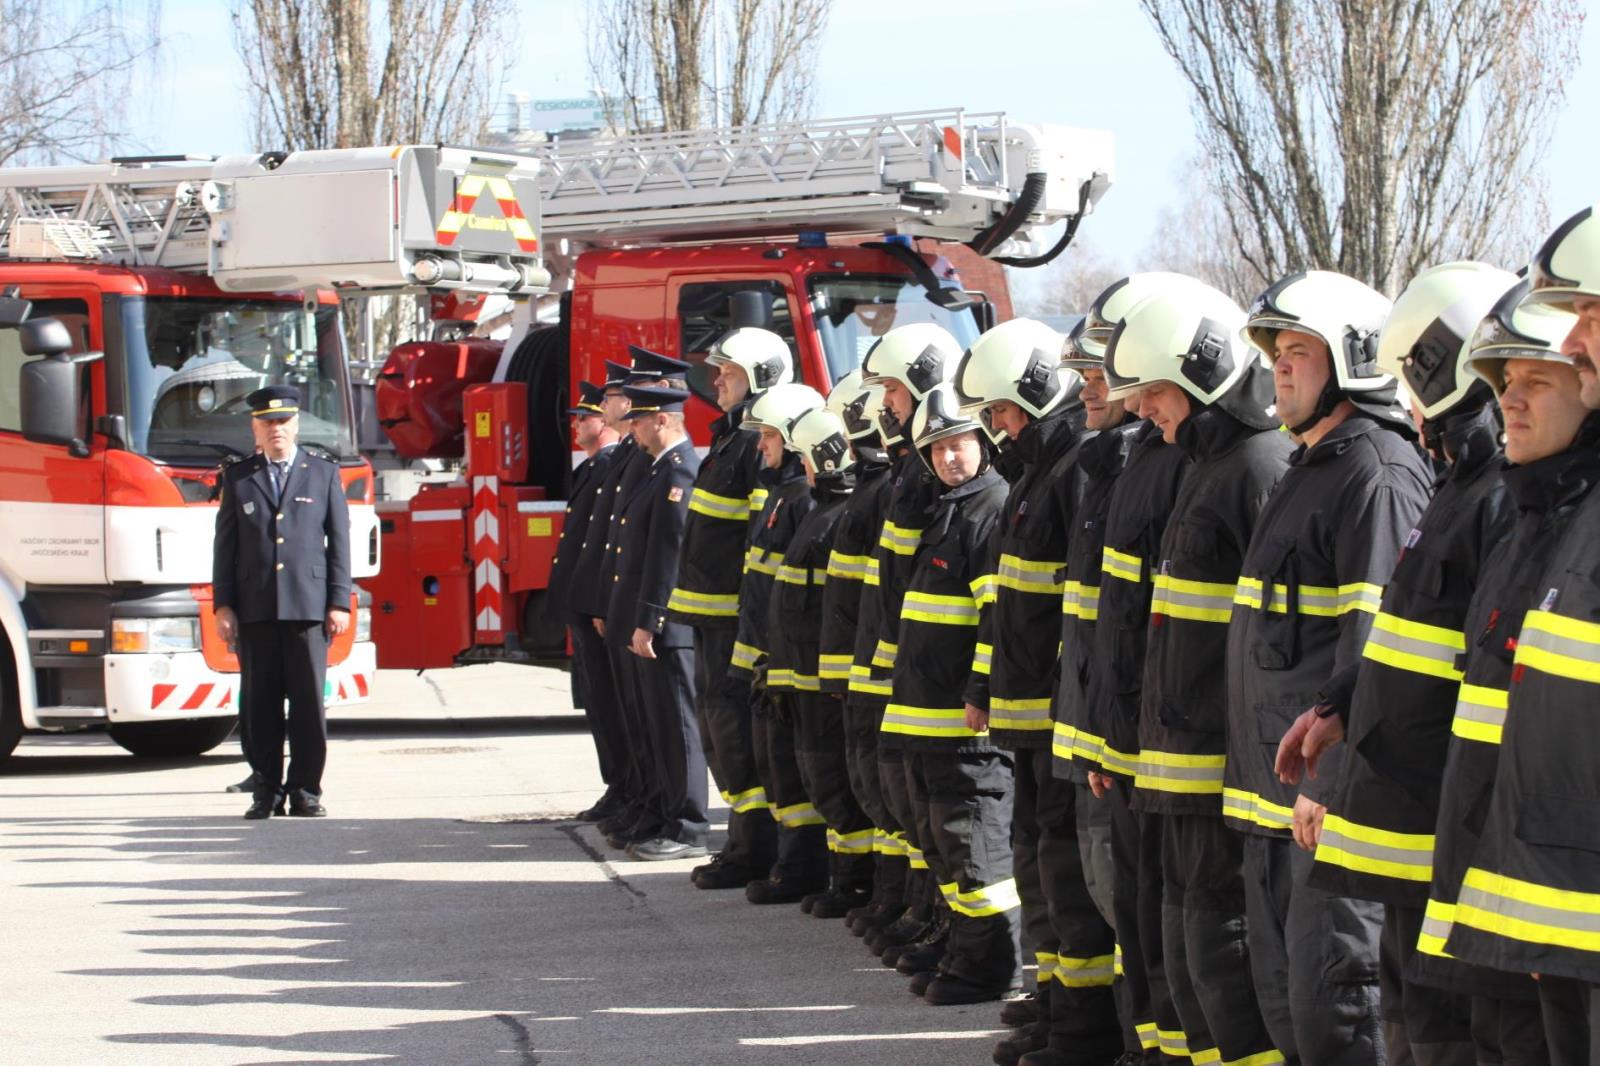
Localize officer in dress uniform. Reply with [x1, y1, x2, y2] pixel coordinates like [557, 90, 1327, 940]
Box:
[213, 385, 351, 819]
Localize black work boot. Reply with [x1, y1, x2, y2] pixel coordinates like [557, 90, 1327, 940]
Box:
[244, 788, 282, 820]
[692, 852, 757, 890]
[894, 916, 952, 975]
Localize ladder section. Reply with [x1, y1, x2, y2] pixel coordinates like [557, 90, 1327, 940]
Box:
[534, 109, 1114, 248]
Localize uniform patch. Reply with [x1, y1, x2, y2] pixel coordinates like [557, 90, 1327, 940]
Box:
[294, 496, 315, 503]
[668, 487, 684, 502]
[1405, 528, 1422, 549]
[1539, 587, 1560, 611]
[242, 501, 255, 516]
[931, 557, 948, 570]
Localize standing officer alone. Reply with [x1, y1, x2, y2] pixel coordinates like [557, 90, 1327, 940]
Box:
[214, 385, 351, 820]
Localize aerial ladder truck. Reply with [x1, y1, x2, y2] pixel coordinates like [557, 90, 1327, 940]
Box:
[364, 109, 1114, 671]
[0, 145, 548, 763]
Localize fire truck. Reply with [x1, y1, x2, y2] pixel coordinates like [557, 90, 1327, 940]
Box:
[0, 145, 549, 764]
[364, 110, 1113, 670]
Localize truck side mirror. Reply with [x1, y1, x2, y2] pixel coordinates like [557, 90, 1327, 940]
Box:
[729, 289, 774, 329]
[967, 296, 997, 333]
[17, 316, 101, 458]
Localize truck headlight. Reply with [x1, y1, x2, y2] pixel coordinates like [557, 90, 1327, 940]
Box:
[355, 606, 372, 643]
[111, 617, 200, 653]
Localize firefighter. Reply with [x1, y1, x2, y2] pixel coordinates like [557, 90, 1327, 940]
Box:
[853, 325, 963, 968]
[950, 318, 1116, 1063]
[732, 382, 831, 903]
[664, 326, 793, 890]
[1290, 262, 1521, 1066]
[880, 381, 1017, 1005]
[610, 382, 709, 860]
[1226, 271, 1433, 1066]
[1106, 282, 1290, 1066]
[547, 379, 626, 822]
[816, 373, 914, 941]
[765, 403, 879, 917]
[1443, 206, 1600, 1065]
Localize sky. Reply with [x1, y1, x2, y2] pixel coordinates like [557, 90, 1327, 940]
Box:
[134, 0, 1598, 281]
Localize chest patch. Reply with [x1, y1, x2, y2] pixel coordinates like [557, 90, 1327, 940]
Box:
[1539, 587, 1560, 612]
[242, 501, 255, 516]
[668, 486, 684, 502]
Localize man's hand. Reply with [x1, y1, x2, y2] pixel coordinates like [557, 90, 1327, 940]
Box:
[1088, 771, 1115, 799]
[592, 617, 606, 636]
[1275, 705, 1345, 784]
[326, 608, 350, 637]
[215, 605, 238, 650]
[964, 703, 989, 733]
[630, 627, 656, 659]
[1292, 793, 1327, 852]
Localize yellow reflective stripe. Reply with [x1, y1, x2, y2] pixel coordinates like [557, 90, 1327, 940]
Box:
[864, 557, 881, 587]
[1062, 580, 1102, 621]
[687, 487, 748, 520]
[1134, 749, 1226, 794]
[942, 877, 1023, 918]
[970, 572, 998, 608]
[1114, 943, 1124, 977]
[1314, 814, 1434, 882]
[1514, 609, 1600, 684]
[902, 590, 980, 625]
[1416, 898, 1458, 958]
[1454, 866, 1600, 953]
[730, 641, 762, 671]
[1221, 787, 1294, 831]
[848, 665, 892, 696]
[1072, 726, 1107, 763]
[1100, 744, 1139, 776]
[1450, 684, 1507, 745]
[827, 827, 875, 854]
[666, 587, 740, 617]
[1362, 611, 1466, 681]
[1235, 578, 1385, 617]
[1222, 1052, 1287, 1066]
[826, 550, 870, 581]
[1152, 573, 1235, 623]
[874, 831, 909, 856]
[1102, 546, 1144, 584]
[726, 786, 769, 814]
[768, 668, 821, 692]
[1036, 951, 1058, 984]
[1052, 721, 1077, 762]
[776, 563, 823, 586]
[972, 642, 992, 675]
[872, 639, 898, 668]
[882, 703, 986, 738]
[1052, 952, 1116, 987]
[996, 553, 1066, 595]
[879, 521, 922, 556]
[990, 696, 1053, 732]
[1155, 1029, 1191, 1059]
[1136, 1023, 1160, 1052]
[1192, 1049, 1222, 1066]
[744, 547, 781, 576]
[907, 845, 930, 871]
[748, 487, 768, 513]
[774, 802, 826, 828]
[818, 653, 853, 680]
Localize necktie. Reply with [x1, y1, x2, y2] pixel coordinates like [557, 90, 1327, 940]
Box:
[273, 461, 288, 501]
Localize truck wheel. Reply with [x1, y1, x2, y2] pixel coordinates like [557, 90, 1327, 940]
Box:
[108, 717, 238, 759]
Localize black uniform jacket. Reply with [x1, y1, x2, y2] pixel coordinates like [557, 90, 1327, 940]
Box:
[731, 454, 814, 684]
[820, 455, 890, 693]
[546, 441, 618, 620]
[882, 467, 1008, 753]
[214, 450, 351, 624]
[607, 436, 701, 650]
[966, 405, 1089, 750]
[667, 399, 765, 629]
[569, 436, 644, 619]
[767, 475, 853, 695]
[1133, 406, 1293, 817]
[1223, 416, 1432, 836]
[1435, 416, 1600, 986]
[1310, 406, 1512, 905]
[1051, 418, 1139, 781]
[1070, 422, 1189, 783]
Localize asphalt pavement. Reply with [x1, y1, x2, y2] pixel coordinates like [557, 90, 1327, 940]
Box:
[1, 664, 1007, 1065]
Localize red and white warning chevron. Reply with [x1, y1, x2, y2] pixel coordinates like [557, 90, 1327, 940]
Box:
[471, 474, 504, 643]
[150, 682, 235, 712]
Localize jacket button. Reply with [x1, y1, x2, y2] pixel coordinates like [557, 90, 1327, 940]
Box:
[276, 537, 284, 544]
[276, 513, 284, 520]
[276, 563, 284, 571]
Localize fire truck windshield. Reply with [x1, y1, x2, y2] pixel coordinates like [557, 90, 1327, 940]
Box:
[117, 296, 357, 463]
[808, 275, 982, 385]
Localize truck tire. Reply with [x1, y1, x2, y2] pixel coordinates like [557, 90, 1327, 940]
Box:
[503, 319, 573, 502]
[0, 637, 20, 766]
[108, 716, 238, 759]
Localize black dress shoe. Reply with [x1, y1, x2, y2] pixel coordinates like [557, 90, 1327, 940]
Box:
[226, 771, 261, 794]
[287, 789, 327, 817]
[576, 791, 625, 822]
[244, 791, 281, 819]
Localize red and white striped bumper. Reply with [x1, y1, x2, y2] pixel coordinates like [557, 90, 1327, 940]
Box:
[105, 640, 377, 722]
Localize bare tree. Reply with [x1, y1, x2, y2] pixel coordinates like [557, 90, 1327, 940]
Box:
[587, 0, 831, 133]
[1139, 0, 1583, 294]
[1013, 236, 1126, 318]
[0, 0, 161, 166]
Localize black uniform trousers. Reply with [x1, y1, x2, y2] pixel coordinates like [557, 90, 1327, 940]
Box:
[1535, 977, 1594, 1066]
[793, 691, 875, 890]
[607, 639, 659, 829]
[754, 693, 827, 885]
[1161, 813, 1278, 1066]
[1122, 803, 1177, 1065]
[570, 619, 627, 797]
[240, 620, 328, 795]
[1243, 833, 1384, 1066]
[639, 643, 709, 846]
[905, 749, 1020, 988]
[1378, 904, 1474, 1066]
[693, 627, 773, 869]
[885, 746, 939, 919]
[846, 698, 910, 909]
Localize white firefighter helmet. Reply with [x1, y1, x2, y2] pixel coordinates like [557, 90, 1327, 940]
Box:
[1467, 277, 1579, 397]
[911, 381, 988, 473]
[954, 317, 1083, 421]
[860, 323, 963, 399]
[1075, 272, 1213, 361]
[1374, 261, 1519, 420]
[742, 381, 826, 445]
[789, 407, 855, 475]
[1103, 284, 1254, 405]
[825, 369, 885, 442]
[1524, 204, 1600, 312]
[707, 327, 795, 392]
[1244, 271, 1395, 391]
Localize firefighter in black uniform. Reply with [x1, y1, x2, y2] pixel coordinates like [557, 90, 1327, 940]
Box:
[1227, 272, 1432, 1066]
[665, 326, 793, 889]
[881, 381, 1017, 1005]
[1441, 210, 1600, 1065]
[733, 383, 830, 901]
[214, 385, 352, 819]
[1106, 283, 1289, 1066]
[1294, 262, 1521, 1066]
[547, 379, 626, 822]
[609, 382, 709, 860]
[766, 403, 880, 917]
